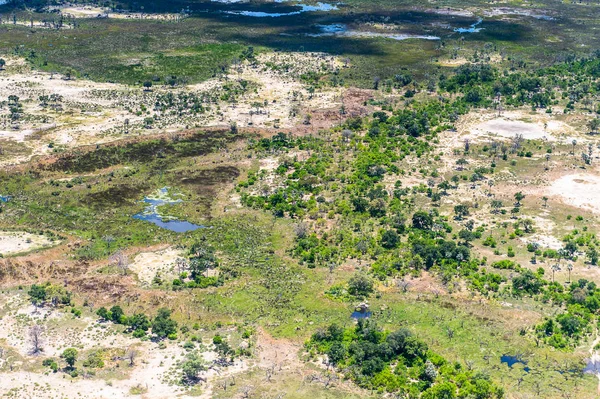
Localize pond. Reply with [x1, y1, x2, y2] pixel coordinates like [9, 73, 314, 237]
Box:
[454, 18, 483, 33]
[584, 357, 600, 375]
[351, 309, 372, 319]
[133, 187, 205, 233]
[308, 24, 440, 41]
[500, 354, 530, 373]
[222, 0, 338, 17]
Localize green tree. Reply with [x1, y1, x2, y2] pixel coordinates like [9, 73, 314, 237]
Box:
[128, 313, 151, 332]
[412, 211, 433, 230]
[110, 305, 125, 324]
[514, 192, 525, 206]
[61, 348, 78, 369]
[96, 307, 109, 320]
[180, 351, 206, 384]
[347, 274, 374, 298]
[381, 229, 399, 249]
[152, 308, 178, 339]
[28, 284, 47, 306]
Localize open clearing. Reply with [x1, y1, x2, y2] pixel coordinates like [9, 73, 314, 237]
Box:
[0, 232, 54, 256]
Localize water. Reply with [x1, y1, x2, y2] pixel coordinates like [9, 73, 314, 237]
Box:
[0, 195, 10, 203]
[307, 24, 440, 41]
[223, 0, 338, 17]
[133, 187, 205, 233]
[500, 354, 530, 372]
[454, 18, 483, 33]
[351, 309, 372, 319]
[584, 358, 600, 375]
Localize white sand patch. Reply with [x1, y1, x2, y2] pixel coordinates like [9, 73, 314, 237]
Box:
[0, 231, 54, 255]
[473, 119, 548, 140]
[548, 173, 600, 214]
[0, 53, 343, 166]
[0, 292, 250, 399]
[129, 247, 182, 286]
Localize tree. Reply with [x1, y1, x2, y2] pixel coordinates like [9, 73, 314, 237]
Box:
[28, 284, 47, 306]
[381, 229, 399, 249]
[110, 305, 125, 324]
[456, 158, 468, 171]
[0, 58, 5, 70]
[109, 250, 129, 275]
[128, 313, 151, 332]
[126, 349, 137, 366]
[587, 246, 599, 265]
[96, 307, 109, 321]
[61, 348, 78, 369]
[412, 211, 433, 230]
[589, 118, 600, 134]
[491, 200, 503, 214]
[347, 274, 374, 298]
[423, 359, 437, 381]
[143, 81, 153, 91]
[29, 325, 44, 355]
[542, 196, 549, 207]
[453, 204, 470, 220]
[551, 263, 561, 283]
[567, 263, 573, 284]
[326, 342, 346, 365]
[152, 308, 178, 339]
[181, 351, 206, 384]
[514, 192, 525, 206]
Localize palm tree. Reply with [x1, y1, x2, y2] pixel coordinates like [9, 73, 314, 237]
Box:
[542, 196, 549, 207]
[551, 263, 561, 283]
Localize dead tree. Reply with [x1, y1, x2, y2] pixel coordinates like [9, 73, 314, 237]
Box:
[29, 325, 44, 355]
[126, 349, 137, 366]
[110, 250, 129, 275]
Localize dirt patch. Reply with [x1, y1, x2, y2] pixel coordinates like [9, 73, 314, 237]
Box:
[129, 247, 182, 286]
[0, 232, 55, 256]
[547, 173, 600, 214]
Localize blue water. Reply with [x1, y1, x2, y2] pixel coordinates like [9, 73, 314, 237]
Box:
[133, 187, 205, 233]
[306, 24, 440, 41]
[223, 0, 338, 17]
[351, 309, 372, 319]
[501, 354, 530, 372]
[454, 18, 483, 33]
[0, 195, 10, 203]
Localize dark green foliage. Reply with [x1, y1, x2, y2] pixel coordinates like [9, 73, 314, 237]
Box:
[152, 308, 178, 339]
[307, 321, 503, 396]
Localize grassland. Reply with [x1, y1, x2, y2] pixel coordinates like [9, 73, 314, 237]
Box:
[2, 0, 600, 398]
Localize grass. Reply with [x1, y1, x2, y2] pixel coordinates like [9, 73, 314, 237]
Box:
[3, 0, 597, 87]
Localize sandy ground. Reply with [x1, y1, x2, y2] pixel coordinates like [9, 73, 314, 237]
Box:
[0, 292, 250, 399]
[547, 173, 600, 214]
[129, 247, 182, 286]
[0, 53, 343, 166]
[55, 6, 186, 21]
[456, 110, 580, 145]
[0, 231, 54, 256]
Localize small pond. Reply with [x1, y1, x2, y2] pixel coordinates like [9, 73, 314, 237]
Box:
[307, 24, 440, 41]
[351, 309, 372, 319]
[222, 0, 338, 17]
[454, 18, 483, 33]
[584, 358, 600, 375]
[500, 354, 530, 372]
[133, 187, 205, 233]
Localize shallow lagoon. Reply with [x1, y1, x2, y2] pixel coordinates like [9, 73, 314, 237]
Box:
[133, 187, 205, 233]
